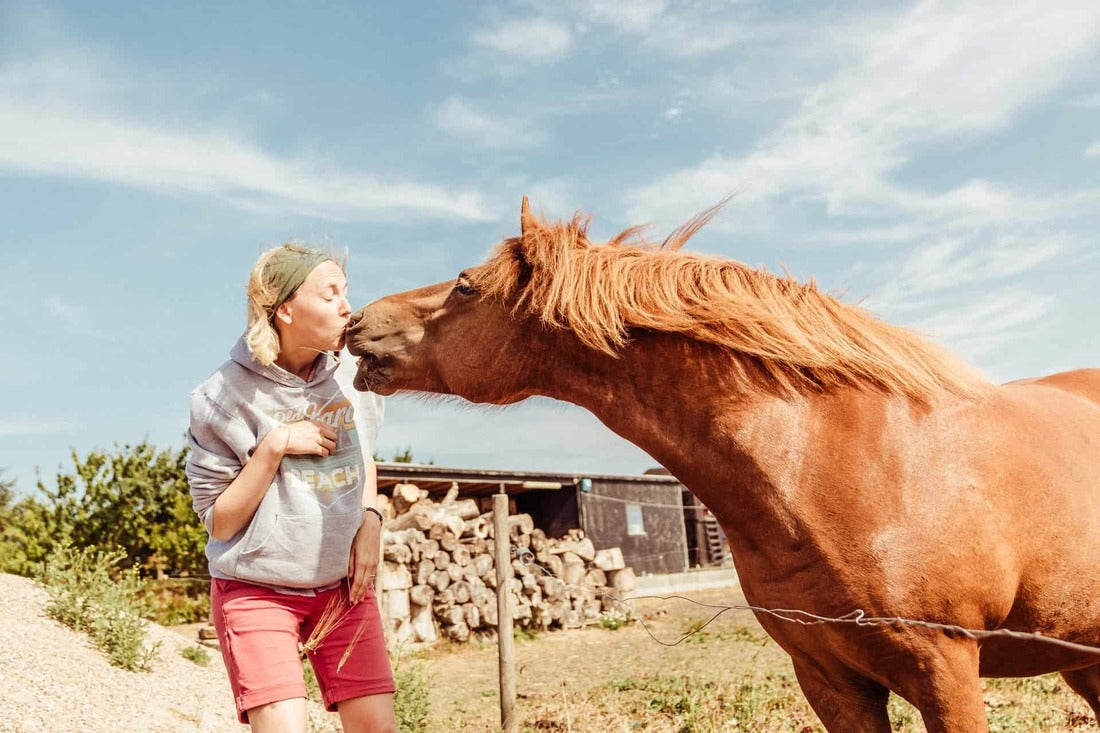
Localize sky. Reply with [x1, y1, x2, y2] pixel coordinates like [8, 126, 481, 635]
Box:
[2, 0, 1099, 495]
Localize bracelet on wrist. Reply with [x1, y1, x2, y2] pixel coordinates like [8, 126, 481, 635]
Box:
[363, 506, 384, 524]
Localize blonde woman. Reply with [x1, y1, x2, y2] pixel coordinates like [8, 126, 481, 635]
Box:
[186, 244, 396, 732]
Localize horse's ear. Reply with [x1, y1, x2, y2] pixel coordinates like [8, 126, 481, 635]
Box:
[520, 195, 537, 237]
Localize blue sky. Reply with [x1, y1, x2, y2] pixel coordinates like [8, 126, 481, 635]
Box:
[2, 1, 1099, 494]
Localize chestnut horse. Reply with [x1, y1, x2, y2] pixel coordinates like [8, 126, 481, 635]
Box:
[347, 199, 1100, 732]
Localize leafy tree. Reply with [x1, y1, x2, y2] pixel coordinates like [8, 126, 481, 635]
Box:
[48, 441, 207, 576]
[0, 470, 53, 575]
[0, 444, 207, 578]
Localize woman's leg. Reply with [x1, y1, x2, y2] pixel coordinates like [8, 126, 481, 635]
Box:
[336, 693, 397, 733]
[246, 698, 309, 733]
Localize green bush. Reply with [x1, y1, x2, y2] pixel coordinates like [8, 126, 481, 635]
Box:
[40, 544, 161, 671]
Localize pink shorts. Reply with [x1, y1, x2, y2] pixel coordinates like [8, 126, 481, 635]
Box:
[211, 578, 394, 724]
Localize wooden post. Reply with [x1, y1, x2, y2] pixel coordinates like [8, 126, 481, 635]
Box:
[493, 488, 517, 733]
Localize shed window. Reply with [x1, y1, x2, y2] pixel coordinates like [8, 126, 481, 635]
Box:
[625, 503, 646, 536]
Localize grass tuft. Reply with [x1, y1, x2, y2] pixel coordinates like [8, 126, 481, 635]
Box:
[39, 544, 161, 672]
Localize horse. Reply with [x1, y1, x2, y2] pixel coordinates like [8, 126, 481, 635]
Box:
[346, 198, 1100, 732]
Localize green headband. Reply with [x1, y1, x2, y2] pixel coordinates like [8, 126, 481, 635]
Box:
[267, 249, 333, 317]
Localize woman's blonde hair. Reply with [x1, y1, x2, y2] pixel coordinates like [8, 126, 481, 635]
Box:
[245, 243, 345, 366]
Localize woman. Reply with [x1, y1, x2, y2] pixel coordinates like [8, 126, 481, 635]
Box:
[186, 243, 397, 732]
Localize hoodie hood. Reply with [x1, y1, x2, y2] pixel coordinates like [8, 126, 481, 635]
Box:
[230, 335, 340, 389]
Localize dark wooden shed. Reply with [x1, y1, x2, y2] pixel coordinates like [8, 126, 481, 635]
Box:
[374, 462, 692, 576]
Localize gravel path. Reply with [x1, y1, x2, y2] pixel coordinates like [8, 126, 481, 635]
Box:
[0, 574, 339, 732]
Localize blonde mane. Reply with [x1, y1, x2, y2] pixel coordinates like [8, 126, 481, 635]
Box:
[475, 205, 990, 402]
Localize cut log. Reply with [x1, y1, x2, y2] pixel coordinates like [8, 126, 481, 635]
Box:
[561, 559, 586, 587]
[529, 528, 548, 553]
[441, 606, 465, 627]
[507, 513, 534, 538]
[428, 569, 451, 592]
[428, 514, 466, 539]
[416, 538, 440, 560]
[446, 621, 470, 642]
[450, 545, 471, 567]
[550, 538, 596, 563]
[383, 588, 410, 619]
[452, 580, 471, 605]
[376, 493, 394, 521]
[540, 554, 564, 579]
[409, 584, 434, 607]
[379, 561, 412, 591]
[584, 568, 607, 587]
[410, 602, 437, 643]
[464, 515, 491, 540]
[383, 542, 412, 564]
[435, 586, 456, 608]
[593, 547, 626, 572]
[432, 552, 450, 571]
[473, 553, 494, 580]
[538, 576, 566, 600]
[608, 567, 636, 592]
[463, 602, 481, 630]
[441, 481, 460, 505]
[392, 482, 422, 515]
[437, 532, 459, 553]
[446, 563, 464, 583]
[416, 559, 435, 586]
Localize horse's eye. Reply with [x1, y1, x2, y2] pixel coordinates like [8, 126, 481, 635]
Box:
[454, 280, 476, 297]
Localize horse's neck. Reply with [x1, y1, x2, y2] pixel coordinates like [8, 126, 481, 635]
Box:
[539, 335, 811, 544]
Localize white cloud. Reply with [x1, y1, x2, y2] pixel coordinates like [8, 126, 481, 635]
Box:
[1087, 141, 1100, 157]
[433, 97, 547, 149]
[572, 0, 667, 34]
[570, 0, 755, 57]
[47, 296, 87, 326]
[911, 290, 1053, 360]
[625, 1, 1100, 227]
[866, 234, 1066, 312]
[471, 18, 573, 62]
[0, 53, 493, 222]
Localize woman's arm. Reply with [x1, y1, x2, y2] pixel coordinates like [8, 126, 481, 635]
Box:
[209, 420, 338, 541]
[348, 457, 383, 603]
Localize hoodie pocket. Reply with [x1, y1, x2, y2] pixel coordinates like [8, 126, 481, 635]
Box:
[232, 510, 364, 589]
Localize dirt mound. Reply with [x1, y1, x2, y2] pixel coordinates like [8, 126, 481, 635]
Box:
[0, 573, 336, 733]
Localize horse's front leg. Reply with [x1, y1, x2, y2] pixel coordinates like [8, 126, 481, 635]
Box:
[893, 639, 988, 733]
[791, 656, 892, 732]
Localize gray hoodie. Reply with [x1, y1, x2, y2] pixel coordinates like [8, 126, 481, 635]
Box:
[185, 337, 383, 593]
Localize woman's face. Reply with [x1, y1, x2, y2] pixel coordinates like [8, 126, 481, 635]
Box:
[280, 261, 352, 351]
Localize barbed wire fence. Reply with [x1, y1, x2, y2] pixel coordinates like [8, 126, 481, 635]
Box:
[511, 545, 1100, 657]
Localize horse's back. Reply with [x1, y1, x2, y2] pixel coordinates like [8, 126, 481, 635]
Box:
[1005, 368, 1100, 408]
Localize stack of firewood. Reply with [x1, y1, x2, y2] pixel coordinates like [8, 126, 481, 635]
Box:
[375, 483, 637, 644]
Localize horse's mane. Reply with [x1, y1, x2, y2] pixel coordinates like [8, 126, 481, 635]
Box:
[475, 203, 990, 402]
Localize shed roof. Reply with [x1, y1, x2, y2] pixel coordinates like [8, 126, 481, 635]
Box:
[374, 461, 681, 497]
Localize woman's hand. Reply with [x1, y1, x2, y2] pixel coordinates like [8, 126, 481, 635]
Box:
[348, 511, 382, 603]
[269, 420, 339, 458]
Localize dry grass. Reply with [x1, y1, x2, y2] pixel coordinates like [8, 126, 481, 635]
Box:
[412, 587, 1094, 732]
